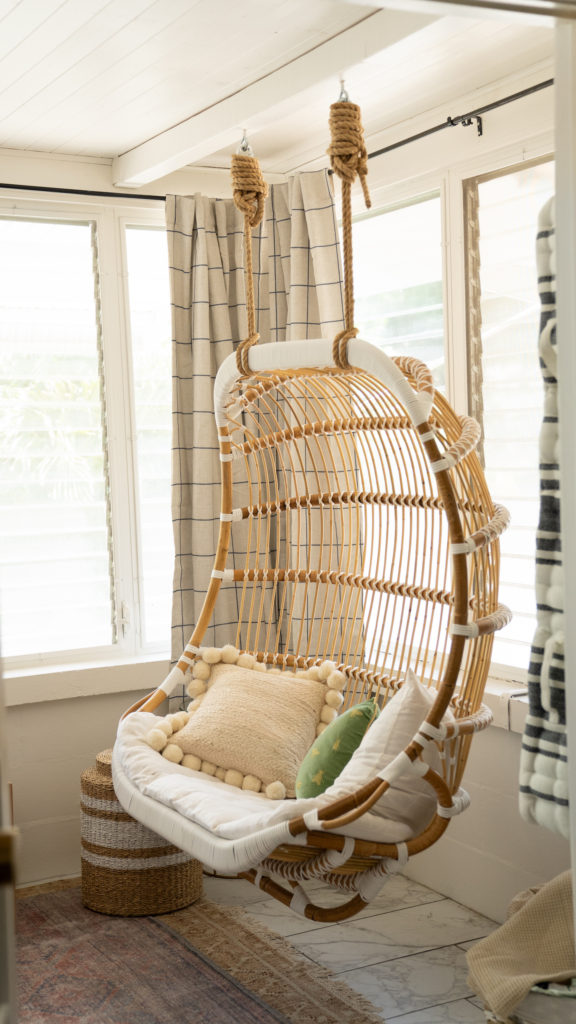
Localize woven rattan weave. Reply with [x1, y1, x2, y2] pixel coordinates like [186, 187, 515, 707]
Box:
[117, 336, 510, 922]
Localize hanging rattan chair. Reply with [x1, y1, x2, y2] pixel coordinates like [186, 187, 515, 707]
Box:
[112, 102, 510, 924]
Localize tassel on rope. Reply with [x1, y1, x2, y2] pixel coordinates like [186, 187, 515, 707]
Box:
[327, 100, 371, 368]
[231, 152, 268, 375]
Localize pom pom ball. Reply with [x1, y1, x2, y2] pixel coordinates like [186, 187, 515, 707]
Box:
[327, 669, 346, 690]
[155, 718, 173, 737]
[162, 743, 184, 764]
[318, 660, 337, 680]
[321, 705, 338, 724]
[242, 775, 262, 792]
[221, 645, 240, 664]
[237, 653, 255, 670]
[192, 660, 211, 681]
[325, 689, 344, 709]
[182, 753, 202, 771]
[187, 678, 207, 698]
[265, 781, 286, 801]
[201, 761, 217, 776]
[224, 769, 244, 788]
[146, 728, 168, 752]
[168, 711, 189, 732]
[202, 647, 222, 665]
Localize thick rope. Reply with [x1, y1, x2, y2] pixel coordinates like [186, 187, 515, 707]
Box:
[327, 101, 371, 368]
[231, 153, 268, 375]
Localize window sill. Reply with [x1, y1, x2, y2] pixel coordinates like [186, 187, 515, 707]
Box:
[2, 654, 170, 707]
[3, 656, 528, 734]
[482, 677, 529, 734]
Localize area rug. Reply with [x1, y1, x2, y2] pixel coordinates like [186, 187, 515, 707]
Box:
[16, 880, 384, 1024]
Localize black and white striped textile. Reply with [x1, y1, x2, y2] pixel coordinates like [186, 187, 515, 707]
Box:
[519, 196, 568, 839]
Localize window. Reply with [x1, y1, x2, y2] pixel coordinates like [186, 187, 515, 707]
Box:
[470, 160, 555, 671]
[125, 227, 173, 647]
[0, 205, 172, 666]
[352, 159, 554, 679]
[353, 194, 445, 389]
[0, 218, 114, 657]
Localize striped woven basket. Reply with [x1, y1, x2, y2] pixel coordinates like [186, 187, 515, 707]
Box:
[81, 749, 202, 916]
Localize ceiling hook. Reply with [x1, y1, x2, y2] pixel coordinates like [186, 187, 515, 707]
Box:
[237, 129, 254, 157]
[338, 77, 350, 103]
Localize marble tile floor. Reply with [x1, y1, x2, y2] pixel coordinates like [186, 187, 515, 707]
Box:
[203, 873, 497, 1023]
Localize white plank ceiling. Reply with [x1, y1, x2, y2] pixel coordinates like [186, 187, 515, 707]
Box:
[0, 0, 553, 180]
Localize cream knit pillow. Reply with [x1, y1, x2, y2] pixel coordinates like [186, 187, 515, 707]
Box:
[144, 647, 346, 800]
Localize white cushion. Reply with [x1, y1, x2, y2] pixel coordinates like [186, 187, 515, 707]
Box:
[115, 710, 414, 845]
[324, 669, 450, 834]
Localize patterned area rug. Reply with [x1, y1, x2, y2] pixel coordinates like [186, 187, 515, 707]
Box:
[16, 880, 384, 1024]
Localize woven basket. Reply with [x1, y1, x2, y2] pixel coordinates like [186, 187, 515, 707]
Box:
[81, 749, 202, 916]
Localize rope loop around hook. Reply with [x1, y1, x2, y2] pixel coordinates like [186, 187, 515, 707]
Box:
[327, 100, 371, 369]
[327, 102, 371, 210]
[231, 152, 268, 373]
[231, 153, 268, 228]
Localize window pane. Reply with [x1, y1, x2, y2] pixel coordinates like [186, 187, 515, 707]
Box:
[477, 161, 555, 670]
[0, 219, 114, 657]
[125, 227, 173, 647]
[353, 195, 445, 388]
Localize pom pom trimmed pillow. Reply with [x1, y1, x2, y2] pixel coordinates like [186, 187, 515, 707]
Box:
[144, 647, 346, 800]
[295, 700, 380, 798]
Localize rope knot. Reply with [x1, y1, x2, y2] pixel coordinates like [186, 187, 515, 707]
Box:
[327, 102, 371, 209]
[231, 153, 268, 228]
[236, 333, 259, 376]
[333, 327, 358, 369]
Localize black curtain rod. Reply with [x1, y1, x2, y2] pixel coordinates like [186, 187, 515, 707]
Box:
[0, 77, 554, 200]
[0, 182, 167, 200]
[363, 78, 554, 163]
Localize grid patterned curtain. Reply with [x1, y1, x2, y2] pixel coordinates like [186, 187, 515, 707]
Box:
[519, 196, 569, 839]
[166, 171, 345, 663]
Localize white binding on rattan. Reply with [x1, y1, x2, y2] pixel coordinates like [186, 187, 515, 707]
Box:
[220, 508, 243, 522]
[418, 721, 447, 742]
[219, 452, 233, 462]
[450, 622, 480, 638]
[436, 788, 471, 818]
[290, 885, 310, 917]
[214, 338, 433, 430]
[324, 837, 355, 867]
[211, 569, 227, 580]
[418, 430, 436, 443]
[158, 665, 187, 695]
[451, 541, 474, 555]
[303, 809, 321, 830]
[354, 843, 409, 902]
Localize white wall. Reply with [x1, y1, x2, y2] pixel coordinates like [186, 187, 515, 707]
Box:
[5, 686, 149, 885]
[405, 724, 570, 922]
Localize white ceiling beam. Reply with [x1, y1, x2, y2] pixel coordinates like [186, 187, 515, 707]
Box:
[112, 7, 437, 187]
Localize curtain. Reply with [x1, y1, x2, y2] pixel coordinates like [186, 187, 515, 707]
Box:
[166, 170, 345, 663]
[519, 196, 569, 839]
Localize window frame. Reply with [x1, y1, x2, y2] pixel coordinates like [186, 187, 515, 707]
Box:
[0, 192, 169, 673]
[353, 127, 554, 684]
